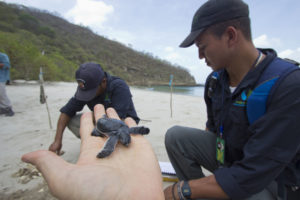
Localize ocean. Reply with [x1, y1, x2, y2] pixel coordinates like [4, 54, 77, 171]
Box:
[134, 85, 205, 97]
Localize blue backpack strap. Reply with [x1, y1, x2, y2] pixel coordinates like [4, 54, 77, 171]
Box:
[247, 58, 300, 125]
[247, 77, 278, 124]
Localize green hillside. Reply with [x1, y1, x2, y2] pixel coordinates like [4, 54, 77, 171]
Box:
[0, 2, 196, 86]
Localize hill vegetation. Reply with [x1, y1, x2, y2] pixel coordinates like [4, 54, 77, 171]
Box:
[0, 2, 196, 86]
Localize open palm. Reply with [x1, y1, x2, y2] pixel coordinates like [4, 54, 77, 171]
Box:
[22, 104, 164, 200]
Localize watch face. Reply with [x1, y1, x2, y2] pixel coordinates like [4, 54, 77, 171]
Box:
[183, 188, 190, 193]
[182, 181, 191, 198]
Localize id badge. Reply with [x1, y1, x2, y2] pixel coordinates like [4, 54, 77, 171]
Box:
[216, 137, 225, 165]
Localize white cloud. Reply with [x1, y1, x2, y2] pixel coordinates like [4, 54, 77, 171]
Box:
[254, 34, 281, 48]
[109, 29, 136, 45]
[254, 35, 300, 62]
[160, 46, 212, 83]
[165, 52, 180, 60]
[254, 34, 268, 47]
[65, 0, 114, 29]
[279, 49, 294, 58]
[64, 0, 137, 47]
[164, 46, 174, 52]
[163, 47, 180, 60]
[279, 48, 300, 62]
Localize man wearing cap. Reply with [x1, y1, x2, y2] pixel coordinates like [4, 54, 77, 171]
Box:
[164, 0, 300, 199]
[49, 62, 140, 154]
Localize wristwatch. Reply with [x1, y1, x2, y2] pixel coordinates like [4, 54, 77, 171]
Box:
[181, 181, 192, 199]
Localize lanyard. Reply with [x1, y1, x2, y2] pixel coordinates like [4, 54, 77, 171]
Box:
[219, 84, 225, 138]
[216, 77, 226, 165]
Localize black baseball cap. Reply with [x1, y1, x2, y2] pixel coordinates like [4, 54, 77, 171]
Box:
[75, 62, 105, 101]
[180, 0, 249, 48]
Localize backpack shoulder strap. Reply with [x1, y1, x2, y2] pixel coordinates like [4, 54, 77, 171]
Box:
[247, 58, 300, 125]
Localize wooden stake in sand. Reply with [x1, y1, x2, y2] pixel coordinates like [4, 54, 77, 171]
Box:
[39, 67, 53, 129]
[169, 74, 173, 118]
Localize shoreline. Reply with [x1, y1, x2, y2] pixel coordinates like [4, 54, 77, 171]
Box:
[11, 79, 205, 89]
[11, 80, 205, 97]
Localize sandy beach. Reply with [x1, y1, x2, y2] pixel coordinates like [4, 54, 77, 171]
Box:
[0, 81, 207, 199]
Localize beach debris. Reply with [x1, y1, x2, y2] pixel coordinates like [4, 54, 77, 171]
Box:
[140, 119, 152, 123]
[92, 114, 150, 158]
[11, 164, 41, 184]
[58, 150, 65, 156]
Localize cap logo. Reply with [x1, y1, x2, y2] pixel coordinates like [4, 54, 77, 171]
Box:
[77, 79, 86, 89]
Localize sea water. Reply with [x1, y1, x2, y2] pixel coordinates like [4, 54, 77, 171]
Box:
[135, 85, 205, 97]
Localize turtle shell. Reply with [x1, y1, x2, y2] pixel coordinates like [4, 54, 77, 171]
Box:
[97, 118, 128, 134]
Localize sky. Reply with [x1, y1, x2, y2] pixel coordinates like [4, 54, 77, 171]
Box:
[2, 0, 300, 84]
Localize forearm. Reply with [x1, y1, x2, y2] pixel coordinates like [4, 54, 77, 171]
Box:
[54, 113, 71, 142]
[189, 175, 229, 199]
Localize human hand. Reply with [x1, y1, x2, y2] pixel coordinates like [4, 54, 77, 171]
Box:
[48, 140, 62, 155]
[22, 104, 164, 200]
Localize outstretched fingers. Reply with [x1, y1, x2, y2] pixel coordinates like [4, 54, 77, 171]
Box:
[77, 104, 106, 164]
[106, 107, 120, 120]
[106, 107, 136, 128]
[94, 104, 106, 122]
[79, 104, 106, 141]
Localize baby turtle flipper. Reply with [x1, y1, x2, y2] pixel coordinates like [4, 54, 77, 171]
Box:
[91, 128, 100, 137]
[129, 126, 150, 135]
[119, 129, 131, 146]
[91, 128, 105, 137]
[97, 134, 119, 158]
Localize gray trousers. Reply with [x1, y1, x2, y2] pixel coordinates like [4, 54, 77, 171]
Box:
[67, 114, 82, 138]
[165, 126, 281, 200]
[0, 82, 12, 109]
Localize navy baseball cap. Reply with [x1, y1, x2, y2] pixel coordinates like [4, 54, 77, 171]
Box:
[75, 62, 105, 101]
[180, 0, 249, 48]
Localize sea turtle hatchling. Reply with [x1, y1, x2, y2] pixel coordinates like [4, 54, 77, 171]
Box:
[92, 114, 150, 158]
